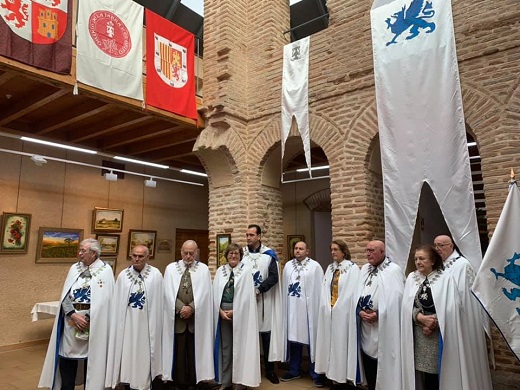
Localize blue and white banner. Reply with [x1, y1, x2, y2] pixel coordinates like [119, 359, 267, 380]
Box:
[473, 181, 520, 361]
[371, 0, 481, 270]
[281, 36, 311, 174]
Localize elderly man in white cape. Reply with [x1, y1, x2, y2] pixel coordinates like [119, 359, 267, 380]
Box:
[39, 238, 114, 390]
[280, 241, 324, 387]
[213, 243, 261, 389]
[105, 245, 163, 389]
[357, 240, 404, 390]
[429, 235, 492, 389]
[162, 240, 214, 388]
[315, 240, 361, 388]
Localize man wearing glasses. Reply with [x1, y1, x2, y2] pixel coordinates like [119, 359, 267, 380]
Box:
[106, 245, 163, 389]
[357, 240, 404, 390]
[39, 238, 114, 390]
[162, 240, 214, 390]
[432, 235, 492, 389]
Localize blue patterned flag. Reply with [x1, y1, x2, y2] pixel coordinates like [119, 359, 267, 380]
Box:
[473, 180, 520, 361]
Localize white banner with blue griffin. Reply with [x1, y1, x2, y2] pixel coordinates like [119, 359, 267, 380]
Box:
[371, 0, 481, 270]
[472, 179, 520, 361]
[281, 36, 311, 175]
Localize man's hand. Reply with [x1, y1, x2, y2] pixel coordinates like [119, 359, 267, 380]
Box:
[70, 312, 89, 331]
[359, 309, 378, 324]
[179, 305, 194, 319]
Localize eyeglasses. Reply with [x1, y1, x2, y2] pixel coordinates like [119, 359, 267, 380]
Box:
[228, 251, 240, 257]
[434, 243, 451, 248]
[365, 248, 376, 253]
[78, 248, 92, 254]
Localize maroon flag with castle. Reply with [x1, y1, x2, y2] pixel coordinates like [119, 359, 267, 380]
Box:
[0, 0, 72, 74]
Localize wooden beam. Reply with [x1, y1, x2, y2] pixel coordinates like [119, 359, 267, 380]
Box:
[69, 115, 151, 142]
[36, 103, 113, 135]
[123, 129, 199, 155]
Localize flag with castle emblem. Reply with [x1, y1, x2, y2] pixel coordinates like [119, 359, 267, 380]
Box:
[472, 179, 520, 361]
[145, 10, 197, 120]
[76, 0, 144, 100]
[370, 0, 481, 270]
[281, 36, 311, 174]
[0, 0, 72, 74]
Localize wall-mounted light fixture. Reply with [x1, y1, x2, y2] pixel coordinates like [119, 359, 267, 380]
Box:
[30, 155, 47, 166]
[114, 156, 169, 169]
[21, 136, 97, 155]
[104, 170, 118, 182]
[144, 177, 157, 188]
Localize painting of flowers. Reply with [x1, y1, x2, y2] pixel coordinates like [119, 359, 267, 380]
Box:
[1, 213, 31, 254]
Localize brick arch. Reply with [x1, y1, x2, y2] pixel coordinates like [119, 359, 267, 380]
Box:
[248, 110, 346, 177]
[194, 126, 246, 188]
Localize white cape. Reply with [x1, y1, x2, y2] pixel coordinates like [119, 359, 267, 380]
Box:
[315, 260, 361, 383]
[281, 257, 323, 362]
[213, 262, 261, 387]
[162, 261, 214, 383]
[39, 259, 114, 389]
[358, 260, 404, 390]
[105, 265, 163, 389]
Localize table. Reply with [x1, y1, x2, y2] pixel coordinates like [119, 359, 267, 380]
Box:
[31, 301, 60, 322]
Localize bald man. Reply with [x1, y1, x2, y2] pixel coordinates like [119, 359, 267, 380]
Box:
[162, 240, 214, 390]
[280, 241, 325, 387]
[106, 245, 163, 389]
[357, 240, 404, 390]
[432, 235, 492, 389]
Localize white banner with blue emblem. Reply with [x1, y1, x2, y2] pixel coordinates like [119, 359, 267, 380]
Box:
[472, 181, 520, 361]
[371, 0, 481, 270]
[281, 36, 311, 174]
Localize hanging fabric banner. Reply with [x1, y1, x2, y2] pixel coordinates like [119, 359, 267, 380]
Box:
[145, 10, 197, 120]
[0, 0, 72, 74]
[371, 0, 481, 270]
[76, 0, 144, 100]
[281, 36, 311, 173]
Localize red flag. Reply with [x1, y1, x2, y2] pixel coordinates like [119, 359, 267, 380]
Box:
[0, 0, 72, 74]
[145, 10, 196, 120]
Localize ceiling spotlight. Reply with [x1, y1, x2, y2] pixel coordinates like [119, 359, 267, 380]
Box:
[30, 155, 47, 166]
[144, 177, 157, 188]
[104, 170, 118, 182]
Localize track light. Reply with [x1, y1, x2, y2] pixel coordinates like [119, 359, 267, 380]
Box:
[30, 155, 47, 166]
[21, 136, 97, 154]
[105, 170, 118, 182]
[144, 177, 157, 188]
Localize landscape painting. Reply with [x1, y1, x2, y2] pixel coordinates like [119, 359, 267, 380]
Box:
[36, 227, 84, 263]
[92, 208, 124, 233]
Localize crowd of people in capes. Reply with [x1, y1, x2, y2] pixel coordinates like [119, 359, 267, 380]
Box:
[38, 225, 491, 390]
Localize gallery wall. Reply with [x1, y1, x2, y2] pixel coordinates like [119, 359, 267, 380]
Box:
[0, 137, 208, 347]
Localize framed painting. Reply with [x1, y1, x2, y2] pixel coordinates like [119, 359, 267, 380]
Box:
[103, 257, 118, 275]
[0, 212, 31, 254]
[128, 230, 157, 259]
[287, 235, 305, 260]
[96, 234, 120, 256]
[92, 207, 124, 233]
[157, 238, 172, 253]
[36, 227, 84, 263]
[217, 234, 231, 267]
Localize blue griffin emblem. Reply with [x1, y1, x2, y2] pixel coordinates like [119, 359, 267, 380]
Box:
[253, 271, 263, 287]
[128, 291, 146, 310]
[288, 282, 301, 298]
[72, 287, 91, 303]
[491, 252, 520, 315]
[385, 0, 436, 46]
[358, 295, 374, 311]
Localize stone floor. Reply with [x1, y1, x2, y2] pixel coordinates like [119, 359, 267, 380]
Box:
[0, 341, 518, 389]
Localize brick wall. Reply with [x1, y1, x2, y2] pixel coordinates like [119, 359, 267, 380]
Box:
[198, 0, 520, 374]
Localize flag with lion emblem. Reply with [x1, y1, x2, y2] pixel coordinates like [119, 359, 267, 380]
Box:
[0, 0, 72, 74]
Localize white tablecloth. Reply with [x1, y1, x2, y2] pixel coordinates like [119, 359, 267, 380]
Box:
[31, 301, 60, 322]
